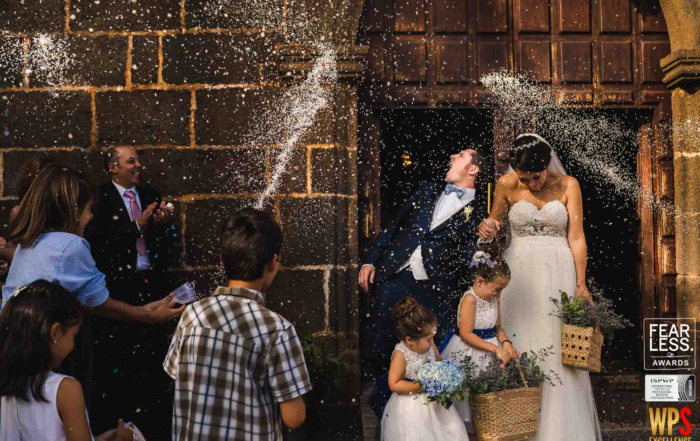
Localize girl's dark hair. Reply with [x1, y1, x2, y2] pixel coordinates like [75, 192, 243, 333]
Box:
[392, 297, 437, 341]
[10, 164, 90, 246]
[0, 280, 82, 402]
[471, 241, 511, 282]
[510, 135, 552, 172]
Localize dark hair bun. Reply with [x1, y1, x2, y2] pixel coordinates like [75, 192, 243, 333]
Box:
[510, 134, 552, 172]
[391, 297, 437, 342]
[392, 297, 418, 320]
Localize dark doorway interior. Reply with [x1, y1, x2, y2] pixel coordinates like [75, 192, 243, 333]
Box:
[379, 109, 494, 220]
[538, 108, 649, 371]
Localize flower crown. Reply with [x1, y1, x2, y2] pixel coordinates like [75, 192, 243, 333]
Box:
[470, 251, 497, 268]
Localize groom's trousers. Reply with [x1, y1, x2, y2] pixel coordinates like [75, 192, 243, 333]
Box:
[369, 268, 454, 376]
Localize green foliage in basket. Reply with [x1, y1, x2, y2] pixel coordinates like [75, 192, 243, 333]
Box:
[458, 346, 561, 408]
[549, 278, 634, 338]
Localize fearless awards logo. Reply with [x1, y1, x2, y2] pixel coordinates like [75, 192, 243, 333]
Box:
[644, 319, 696, 440]
[644, 319, 696, 370]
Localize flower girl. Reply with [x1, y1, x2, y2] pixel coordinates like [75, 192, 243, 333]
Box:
[381, 297, 467, 441]
[440, 247, 519, 435]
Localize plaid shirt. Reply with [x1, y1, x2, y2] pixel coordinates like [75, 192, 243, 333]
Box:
[164, 287, 312, 440]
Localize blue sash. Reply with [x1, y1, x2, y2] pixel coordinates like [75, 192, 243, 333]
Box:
[367, 373, 414, 419]
[437, 327, 497, 353]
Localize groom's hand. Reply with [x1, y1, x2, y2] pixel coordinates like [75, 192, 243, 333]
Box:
[359, 265, 375, 292]
[478, 218, 500, 241]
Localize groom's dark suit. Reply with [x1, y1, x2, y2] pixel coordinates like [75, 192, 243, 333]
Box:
[366, 182, 487, 371]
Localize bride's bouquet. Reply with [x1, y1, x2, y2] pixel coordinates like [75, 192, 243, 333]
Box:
[550, 278, 633, 372]
[414, 360, 467, 409]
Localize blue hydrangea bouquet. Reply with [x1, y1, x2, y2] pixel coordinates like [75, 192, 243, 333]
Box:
[414, 360, 468, 409]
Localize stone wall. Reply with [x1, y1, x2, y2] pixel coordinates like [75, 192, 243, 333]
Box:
[0, 0, 366, 414]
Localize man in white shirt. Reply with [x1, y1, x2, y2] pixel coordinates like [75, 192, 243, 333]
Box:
[359, 149, 487, 374]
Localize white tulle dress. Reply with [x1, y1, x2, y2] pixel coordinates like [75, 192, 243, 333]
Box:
[440, 288, 499, 431]
[381, 341, 468, 441]
[500, 200, 602, 440]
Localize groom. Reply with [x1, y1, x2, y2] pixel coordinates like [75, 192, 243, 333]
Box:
[359, 149, 488, 373]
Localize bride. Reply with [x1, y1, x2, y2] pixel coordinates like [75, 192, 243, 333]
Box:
[478, 134, 601, 440]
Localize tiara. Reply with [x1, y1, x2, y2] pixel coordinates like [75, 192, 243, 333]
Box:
[514, 133, 552, 151]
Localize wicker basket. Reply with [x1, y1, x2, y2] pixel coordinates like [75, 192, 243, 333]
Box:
[561, 324, 604, 373]
[473, 364, 542, 441]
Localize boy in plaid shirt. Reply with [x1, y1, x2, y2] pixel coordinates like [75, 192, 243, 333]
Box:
[164, 208, 311, 440]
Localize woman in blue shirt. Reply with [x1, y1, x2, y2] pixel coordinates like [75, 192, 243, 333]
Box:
[2, 164, 184, 417]
[2, 164, 184, 323]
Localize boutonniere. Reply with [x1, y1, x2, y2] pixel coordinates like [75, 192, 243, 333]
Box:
[463, 206, 474, 222]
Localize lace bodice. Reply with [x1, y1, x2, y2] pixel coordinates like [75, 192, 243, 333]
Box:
[393, 340, 436, 379]
[457, 289, 498, 330]
[509, 200, 568, 238]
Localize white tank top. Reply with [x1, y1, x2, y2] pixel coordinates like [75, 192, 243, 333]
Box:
[0, 372, 92, 441]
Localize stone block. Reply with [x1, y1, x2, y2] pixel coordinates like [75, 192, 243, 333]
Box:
[311, 147, 357, 195]
[0, 37, 25, 88]
[267, 269, 326, 334]
[674, 156, 700, 214]
[335, 85, 359, 147]
[270, 147, 307, 194]
[0, 92, 92, 148]
[96, 90, 191, 146]
[672, 92, 700, 155]
[69, 0, 180, 31]
[185, 0, 283, 30]
[30, 35, 128, 88]
[184, 197, 262, 267]
[675, 214, 700, 277]
[0, 0, 65, 32]
[162, 33, 279, 85]
[135, 148, 267, 197]
[328, 267, 359, 333]
[131, 37, 159, 85]
[286, 0, 335, 44]
[678, 276, 700, 322]
[195, 88, 282, 146]
[298, 98, 334, 145]
[279, 197, 350, 266]
[2, 149, 103, 197]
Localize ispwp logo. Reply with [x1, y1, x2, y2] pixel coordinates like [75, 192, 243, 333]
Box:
[644, 319, 696, 370]
[648, 407, 692, 440]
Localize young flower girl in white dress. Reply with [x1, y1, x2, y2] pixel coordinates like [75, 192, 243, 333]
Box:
[440, 248, 519, 436]
[381, 297, 468, 441]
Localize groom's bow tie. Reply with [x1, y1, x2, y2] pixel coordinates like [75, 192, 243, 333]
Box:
[444, 183, 466, 197]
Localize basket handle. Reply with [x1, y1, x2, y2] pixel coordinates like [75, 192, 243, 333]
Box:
[516, 360, 529, 389]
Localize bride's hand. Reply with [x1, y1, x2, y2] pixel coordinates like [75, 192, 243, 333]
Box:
[478, 218, 499, 241]
[576, 284, 594, 306]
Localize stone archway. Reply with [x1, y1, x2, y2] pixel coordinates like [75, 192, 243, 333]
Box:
[657, 0, 700, 349]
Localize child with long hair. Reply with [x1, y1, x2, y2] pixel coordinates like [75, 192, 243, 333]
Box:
[440, 244, 519, 436]
[381, 297, 467, 441]
[0, 280, 134, 440]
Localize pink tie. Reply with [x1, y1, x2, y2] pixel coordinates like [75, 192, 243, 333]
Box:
[124, 190, 147, 255]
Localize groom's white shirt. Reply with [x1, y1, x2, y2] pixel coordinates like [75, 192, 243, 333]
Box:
[396, 187, 476, 280]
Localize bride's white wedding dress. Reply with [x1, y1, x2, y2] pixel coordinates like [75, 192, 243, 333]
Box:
[500, 199, 602, 440]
